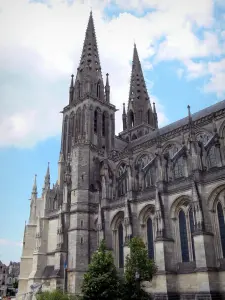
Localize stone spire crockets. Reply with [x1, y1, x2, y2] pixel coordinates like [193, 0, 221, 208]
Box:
[42, 162, 50, 194]
[126, 44, 156, 129]
[72, 11, 105, 103]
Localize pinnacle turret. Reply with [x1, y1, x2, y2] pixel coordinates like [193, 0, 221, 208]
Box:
[43, 162, 50, 192]
[32, 174, 37, 196]
[127, 44, 156, 129]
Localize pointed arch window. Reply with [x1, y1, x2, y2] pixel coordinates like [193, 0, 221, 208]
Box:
[102, 112, 106, 136]
[94, 109, 98, 134]
[217, 202, 225, 258]
[147, 218, 154, 259]
[82, 106, 86, 136]
[97, 81, 101, 98]
[179, 210, 189, 262]
[118, 223, 124, 268]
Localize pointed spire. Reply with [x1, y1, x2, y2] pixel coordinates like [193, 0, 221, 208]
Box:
[43, 162, 50, 192]
[72, 12, 104, 103]
[69, 74, 74, 104]
[76, 12, 103, 84]
[32, 174, 37, 196]
[122, 103, 127, 131]
[127, 44, 155, 128]
[153, 102, 158, 129]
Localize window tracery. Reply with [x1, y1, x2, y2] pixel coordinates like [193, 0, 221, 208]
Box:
[111, 212, 124, 268]
[136, 154, 155, 189]
[177, 206, 195, 262]
[172, 199, 196, 263]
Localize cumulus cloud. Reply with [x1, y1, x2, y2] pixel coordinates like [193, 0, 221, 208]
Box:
[0, 0, 224, 148]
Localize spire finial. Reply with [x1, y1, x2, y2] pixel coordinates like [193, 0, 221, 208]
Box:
[70, 74, 74, 88]
[32, 174, 37, 194]
[153, 102, 156, 114]
[123, 103, 126, 114]
[187, 105, 191, 119]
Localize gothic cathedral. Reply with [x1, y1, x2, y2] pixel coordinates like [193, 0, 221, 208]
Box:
[18, 12, 225, 300]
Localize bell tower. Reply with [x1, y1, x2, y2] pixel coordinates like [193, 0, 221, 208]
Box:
[58, 11, 117, 293]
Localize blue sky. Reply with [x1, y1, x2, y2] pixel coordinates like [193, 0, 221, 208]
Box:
[0, 0, 225, 264]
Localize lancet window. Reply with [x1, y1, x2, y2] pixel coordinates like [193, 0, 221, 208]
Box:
[97, 81, 101, 98]
[147, 218, 154, 259]
[94, 109, 98, 134]
[102, 112, 106, 136]
[118, 223, 124, 268]
[177, 206, 195, 263]
[76, 108, 81, 137]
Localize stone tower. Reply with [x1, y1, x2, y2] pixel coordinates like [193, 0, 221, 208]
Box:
[59, 11, 116, 292]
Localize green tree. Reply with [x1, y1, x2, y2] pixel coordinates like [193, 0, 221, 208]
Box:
[81, 240, 122, 300]
[13, 280, 18, 289]
[123, 237, 157, 300]
[37, 289, 78, 300]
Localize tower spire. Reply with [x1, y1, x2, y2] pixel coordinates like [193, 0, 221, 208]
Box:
[127, 44, 156, 129]
[73, 12, 104, 103]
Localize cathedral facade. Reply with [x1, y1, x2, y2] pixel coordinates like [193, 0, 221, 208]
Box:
[18, 12, 225, 300]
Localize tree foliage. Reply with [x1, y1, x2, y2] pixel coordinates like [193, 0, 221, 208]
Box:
[37, 289, 77, 300]
[81, 240, 122, 300]
[123, 237, 157, 300]
[13, 279, 18, 289]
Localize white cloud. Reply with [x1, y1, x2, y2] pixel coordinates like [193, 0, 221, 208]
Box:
[0, 0, 224, 147]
